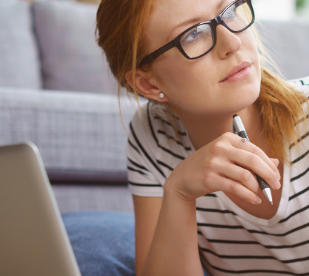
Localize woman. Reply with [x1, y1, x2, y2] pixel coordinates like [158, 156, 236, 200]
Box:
[96, 0, 309, 275]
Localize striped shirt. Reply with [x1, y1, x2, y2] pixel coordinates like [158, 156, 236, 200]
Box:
[125, 76, 309, 275]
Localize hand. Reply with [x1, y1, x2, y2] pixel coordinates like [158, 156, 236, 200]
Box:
[165, 132, 281, 204]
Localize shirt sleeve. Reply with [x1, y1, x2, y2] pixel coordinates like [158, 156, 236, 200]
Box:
[125, 107, 164, 197]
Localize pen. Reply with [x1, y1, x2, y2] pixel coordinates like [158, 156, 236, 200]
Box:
[233, 114, 273, 205]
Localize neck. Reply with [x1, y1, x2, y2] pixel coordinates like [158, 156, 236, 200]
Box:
[176, 103, 265, 152]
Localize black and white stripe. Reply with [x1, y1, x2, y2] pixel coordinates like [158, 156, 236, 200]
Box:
[126, 77, 309, 275]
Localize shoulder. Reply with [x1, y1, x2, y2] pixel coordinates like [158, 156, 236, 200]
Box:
[129, 101, 188, 151]
[126, 101, 188, 195]
[127, 101, 178, 165]
[286, 76, 309, 115]
[126, 101, 193, 181]
[286, 76, 309, 95]
[129, 101, 168, 147]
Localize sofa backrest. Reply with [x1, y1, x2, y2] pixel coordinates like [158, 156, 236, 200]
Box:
[0, 0, 42, 89]
[257, 19, 309, 80]
[31, 0, 308, 88]
[0, 0, 308, 93]
[32, 1, 117, 94]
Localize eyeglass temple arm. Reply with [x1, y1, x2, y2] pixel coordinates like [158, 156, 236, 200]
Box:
[139, 41, 176, 66]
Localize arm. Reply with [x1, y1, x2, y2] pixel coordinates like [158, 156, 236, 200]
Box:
[134, 191, 203, 276]
[133, 196, 163, 276]
[133, 133, 280, 276]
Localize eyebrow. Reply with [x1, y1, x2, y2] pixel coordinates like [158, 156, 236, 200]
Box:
[168, 0, 230, 39]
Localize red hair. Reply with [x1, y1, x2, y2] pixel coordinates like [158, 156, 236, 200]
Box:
[96, 0, 308, 164]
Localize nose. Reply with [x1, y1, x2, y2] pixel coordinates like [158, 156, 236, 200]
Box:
[215, 24, 241, 59]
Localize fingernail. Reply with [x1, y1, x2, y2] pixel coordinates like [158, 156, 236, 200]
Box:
[275, 158, 280, 165]
[254, 196, 262, 204]
[273, 179, 281, 190]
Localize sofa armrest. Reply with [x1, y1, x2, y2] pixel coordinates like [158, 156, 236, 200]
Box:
[0, 87, 137, 184]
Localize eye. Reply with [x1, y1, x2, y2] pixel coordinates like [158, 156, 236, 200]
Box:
[181, 24, 211, 44]
[182, 28, 200, 43]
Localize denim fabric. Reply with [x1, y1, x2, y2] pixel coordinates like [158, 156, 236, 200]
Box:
[62, 211, 207, 276]
[62, 211, 135, 276]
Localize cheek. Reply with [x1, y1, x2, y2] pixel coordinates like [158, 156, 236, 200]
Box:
[153, 61, 218, 112]
[150, 29, 262, 114]
[153, 61, 190, 92]
[153, 57, 215, 98]
[245, 30, 260, 69]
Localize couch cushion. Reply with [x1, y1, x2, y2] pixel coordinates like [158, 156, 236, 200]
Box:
[0, 0, 41, 89]
[257, 20, 309, 80]
[0, 87, 137, 184]
[32, 1, 116, 94]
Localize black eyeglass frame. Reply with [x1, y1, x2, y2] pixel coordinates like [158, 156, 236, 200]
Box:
[139, 0, 255, 67]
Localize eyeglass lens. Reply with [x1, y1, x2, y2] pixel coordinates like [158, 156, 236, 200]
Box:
[179, 0, 253, 59]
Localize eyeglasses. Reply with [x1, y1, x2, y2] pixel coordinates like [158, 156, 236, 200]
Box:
[139, 0, 255, 66]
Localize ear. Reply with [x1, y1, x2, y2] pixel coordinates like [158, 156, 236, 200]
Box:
[125, 69, 169, 102]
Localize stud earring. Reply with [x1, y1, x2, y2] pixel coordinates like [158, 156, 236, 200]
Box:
[159, 92, 164, 99]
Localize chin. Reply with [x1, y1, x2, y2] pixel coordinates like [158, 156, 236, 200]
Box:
[227, 82, 261, 112]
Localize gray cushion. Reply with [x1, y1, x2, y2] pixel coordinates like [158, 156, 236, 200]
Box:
[52, 185, 134, 213]
[32, 1, 116, 94]
[0, 0, 41, 89]
[257, 20, 309, 80]
[0, 87, 137, 184]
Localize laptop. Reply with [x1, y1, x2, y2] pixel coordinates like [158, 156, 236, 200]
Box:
[0, 141, 81, 276]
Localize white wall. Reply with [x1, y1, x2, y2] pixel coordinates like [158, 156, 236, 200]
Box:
[252, 0, 296, 20]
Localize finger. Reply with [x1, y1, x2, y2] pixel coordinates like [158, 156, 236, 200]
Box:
[220, 163, 260, 194]
[270, 159, 281, 181]
[228, 146, 281, 190]
[270, 158, 280, 167]
[213, 174, 262, 205]
[232, 136, 279, 176]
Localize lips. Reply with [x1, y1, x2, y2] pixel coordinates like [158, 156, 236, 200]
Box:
[220, 62, 251, 82]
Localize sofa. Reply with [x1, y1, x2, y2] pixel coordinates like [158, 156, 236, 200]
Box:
[0, 0, 138, 214]
[0, 0, 309, 216]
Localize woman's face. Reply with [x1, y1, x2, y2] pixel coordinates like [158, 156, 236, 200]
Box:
[144, 0, 261, 117]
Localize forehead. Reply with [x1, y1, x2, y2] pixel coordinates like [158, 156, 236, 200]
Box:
[145, 0, 230, 47]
